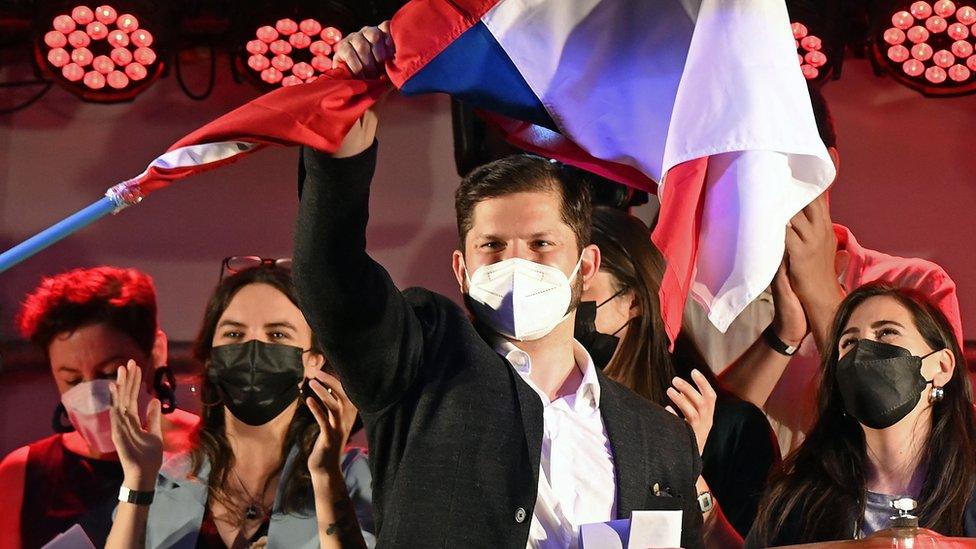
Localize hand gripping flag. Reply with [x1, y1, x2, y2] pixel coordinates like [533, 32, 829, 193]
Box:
[1, 0, 835, 347]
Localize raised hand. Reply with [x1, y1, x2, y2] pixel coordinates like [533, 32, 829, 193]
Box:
[666, 370, 717, 455]
[305, 371, 358, 479]
[109, 360, 162, 491]
[332, 20, 394, 78]
[771, 257, 808, 348]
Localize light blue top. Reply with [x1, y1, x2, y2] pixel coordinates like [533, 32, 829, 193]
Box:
[135, 446, 375, 548]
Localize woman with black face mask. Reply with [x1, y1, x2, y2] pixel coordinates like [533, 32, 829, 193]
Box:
[105, 265, 374, 549]
[746, 283, 976, 547]
[577, 207, 778, 545]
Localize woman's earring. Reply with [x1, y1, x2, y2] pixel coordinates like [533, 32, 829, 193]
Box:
[929, 385, 945, 404]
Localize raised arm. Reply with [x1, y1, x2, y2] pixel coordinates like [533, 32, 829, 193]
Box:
[719, 260, 807, 407]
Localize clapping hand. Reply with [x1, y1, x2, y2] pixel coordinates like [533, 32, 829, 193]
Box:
[109, 360, 163, 492]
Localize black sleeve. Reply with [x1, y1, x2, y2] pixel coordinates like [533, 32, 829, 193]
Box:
[292, 142, 426, 414]
[702, 397, 779, 537]
[681, 420, 706, 549]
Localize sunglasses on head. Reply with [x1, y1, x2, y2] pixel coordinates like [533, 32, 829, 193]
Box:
[219, 256, 293, 280]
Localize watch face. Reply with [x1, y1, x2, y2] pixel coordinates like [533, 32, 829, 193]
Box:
[697, 492, 714, 513]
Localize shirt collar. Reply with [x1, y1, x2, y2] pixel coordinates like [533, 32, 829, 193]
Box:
[491, 337, 601, 410]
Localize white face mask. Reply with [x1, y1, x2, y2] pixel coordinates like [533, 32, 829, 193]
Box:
[464, 255, 583, 341]
[61, 379, 116, 454]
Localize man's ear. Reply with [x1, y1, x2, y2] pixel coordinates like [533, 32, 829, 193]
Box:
[452, 249, 467, 294]
[580, 244, 601, 292]
[152, 329, 168, 369]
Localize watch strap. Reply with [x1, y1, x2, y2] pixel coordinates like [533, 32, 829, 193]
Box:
[763, 325, 799, 356]
[118, 485, 155, 505]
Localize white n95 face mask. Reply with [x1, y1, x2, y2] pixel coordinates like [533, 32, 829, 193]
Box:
[61, 379, 117, 454]
[465, 256, 582, 341]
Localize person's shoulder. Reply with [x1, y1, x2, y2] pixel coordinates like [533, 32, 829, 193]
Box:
[714, 394, 771, 429]
[0, 444, 30, 479]
[402, 287, 472, 329]
[600, 375, 687, 433]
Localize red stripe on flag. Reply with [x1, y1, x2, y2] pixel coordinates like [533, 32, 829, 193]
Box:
[133, 72, 389, 194]
[652, 157, 709, 349]
[387, 0, 499, 88]
[480, 112, 658, 193]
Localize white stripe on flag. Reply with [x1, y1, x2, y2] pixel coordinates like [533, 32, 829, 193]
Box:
[151, 141, 260, 170]
[484, 0, 835, 332]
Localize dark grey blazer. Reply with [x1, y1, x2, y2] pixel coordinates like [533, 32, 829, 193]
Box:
[293, 143, 704, 548]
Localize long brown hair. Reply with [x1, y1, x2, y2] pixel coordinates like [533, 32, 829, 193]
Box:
[591, 207, 719, 404]
[751, 283, 976, 545]
[190, 266, 321, 518]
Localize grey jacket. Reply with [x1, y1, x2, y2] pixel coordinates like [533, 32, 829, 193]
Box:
[138, 446, 374, 548]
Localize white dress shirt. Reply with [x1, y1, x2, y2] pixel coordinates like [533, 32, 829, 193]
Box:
[493, 338, 617, 549]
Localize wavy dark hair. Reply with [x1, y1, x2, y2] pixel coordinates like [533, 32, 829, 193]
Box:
[190, 266, 322, 519]
[591, 207, 720, 403]
[751, 283, 976, 545]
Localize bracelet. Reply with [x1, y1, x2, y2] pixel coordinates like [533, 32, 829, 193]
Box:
[118, 485, 155, 505]
[763, 325, 799, 356]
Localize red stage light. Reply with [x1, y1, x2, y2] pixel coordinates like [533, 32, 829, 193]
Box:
[38, 4, 165, 102]
[926, 15, 949, 32]
[275, 19, 299, 35]
[116, 13, 138, 32]
[935, 0, 957, 17]
[53, 14, 76, 33]
[300, 19, 322, 36]
[86, 21, 108, 40]
[95, 5, 117, 24]
[885, 28, 907, 44]
[911, 2, 933, 18]
[92, 54, 113, 73]
[110, 47, 132, 65]
[83, 70, 106, 89]
[45, 30, 68, 48]
[889, 44, 912, 61]
[877, 1, 976, 95]
[792, 20, 829, 80]
[958, 5, 976, 23]
[107, 29, 129, 47]
[124, 62, 147, 80]
[948, 63, 971, 79]
[242, 17, 344, 88]
[71, 46, 93, 66]
[952, 38, 974, 55]
[48, 47, 71, 67]
[71, 5, 94, 24]
[62, 62, 85, 81]
[106, 70, 129, 89]
[68, 30, 91, 48]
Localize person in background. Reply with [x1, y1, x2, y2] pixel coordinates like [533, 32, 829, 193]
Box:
[577, 207, 777, 544]
[0, 266, 199, 549]
[746, 283, 976, 547]
[686, 87, 964, 455]
[105, 265, 373, 548]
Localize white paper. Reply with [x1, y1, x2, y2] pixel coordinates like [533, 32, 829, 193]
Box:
[41, 524, 96, 549]
[580, 518, 629, 549]
[628, 510, 682, 549]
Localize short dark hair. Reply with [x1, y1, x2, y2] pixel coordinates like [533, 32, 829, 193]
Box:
[809, 85, 837, 149]
[18, 266, 158, 354]
[454, 154, 592, 252]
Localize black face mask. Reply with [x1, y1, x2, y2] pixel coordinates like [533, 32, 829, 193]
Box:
[574, 289, 630, 370]
[208, 340, 305, 426]
[836, 339, 939, 430]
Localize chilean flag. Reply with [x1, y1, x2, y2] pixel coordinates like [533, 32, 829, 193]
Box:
[122, 0, 834, 343]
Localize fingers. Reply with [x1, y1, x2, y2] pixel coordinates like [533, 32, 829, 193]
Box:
[126, 360, 141, 411]
[332, 24, 394, 77]
[788, 209, 812, 242]
[333, 40, 363, 73]
[690, 370, 717, 403]
[306, 396, 329, 431]
[666, 385, 698, 423]
[146, 399, 162, 439]
[664, 405, 677, 416]
[311, 371, 349, 404]
[310, 379, 343, 424]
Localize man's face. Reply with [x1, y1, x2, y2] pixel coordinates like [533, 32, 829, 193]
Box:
[48, 323, 152, 396]
[452, 189, 600, 300]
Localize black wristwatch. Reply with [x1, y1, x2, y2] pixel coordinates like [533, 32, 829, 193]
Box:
[118, 485, 155, 505]
[763, 325, 799, 356]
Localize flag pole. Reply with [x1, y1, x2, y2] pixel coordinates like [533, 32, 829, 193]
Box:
[0, 181, 144, 274]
